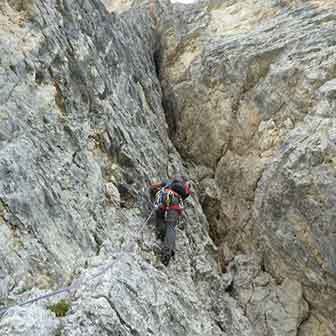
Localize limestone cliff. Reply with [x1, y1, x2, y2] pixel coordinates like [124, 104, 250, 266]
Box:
[156, 0, 336, 334]
[0, 0, 335, 336]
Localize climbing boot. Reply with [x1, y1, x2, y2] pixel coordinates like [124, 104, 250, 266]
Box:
[161, 248, 171, 266]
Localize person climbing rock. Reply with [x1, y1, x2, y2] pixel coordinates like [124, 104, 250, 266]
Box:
[149, 175, 192, 266]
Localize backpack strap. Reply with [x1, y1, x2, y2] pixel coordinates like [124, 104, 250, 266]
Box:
[154, 186, 184, 212]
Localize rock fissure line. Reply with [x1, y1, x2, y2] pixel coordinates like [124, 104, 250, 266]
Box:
[98, 294, 142, 336]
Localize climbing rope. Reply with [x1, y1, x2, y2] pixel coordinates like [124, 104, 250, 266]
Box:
[137, 209, 154, 237]
[0, 209, 154, 318]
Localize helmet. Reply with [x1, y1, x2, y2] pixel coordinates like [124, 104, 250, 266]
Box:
[171, 174, 187, 183]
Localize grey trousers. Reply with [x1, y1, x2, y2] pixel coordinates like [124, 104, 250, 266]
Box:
[155, 209, 179, 257]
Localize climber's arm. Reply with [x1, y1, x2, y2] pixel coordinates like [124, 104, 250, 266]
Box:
[149, 181, 166, 199]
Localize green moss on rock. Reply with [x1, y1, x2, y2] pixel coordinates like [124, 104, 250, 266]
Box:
[48, 299, 71, 317]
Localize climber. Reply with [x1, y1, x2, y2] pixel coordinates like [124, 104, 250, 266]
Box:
[149, 175, 192, 266]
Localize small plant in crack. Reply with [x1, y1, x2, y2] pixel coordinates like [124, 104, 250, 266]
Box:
[48, 299, 71, 317]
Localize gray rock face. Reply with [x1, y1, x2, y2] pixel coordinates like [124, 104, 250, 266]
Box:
[156, 0, 336, 334]
[1, 305, 59, 336]
[0, 0, 167, 286]
[0, 0, 253, 335]
[1, 0, 335, 335]
[62, 253, 224, 336]
[255, 117, 336, 333]
[231, 254, 309, 336]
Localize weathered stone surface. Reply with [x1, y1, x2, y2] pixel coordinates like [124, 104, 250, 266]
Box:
[254, 117, 336, 333]
[0, 0, 252, 335]
[157, 0, 336, 333]
[231, 254, 309, 336]
[0, 0, 167, 287]
[101, 0, 133, 14]
[1, 0, 336, 334]
[0, 305, 60, 336]
[62, 253, 225, 336]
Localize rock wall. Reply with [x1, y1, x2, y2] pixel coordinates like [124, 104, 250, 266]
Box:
[0, 0, 251, 335]
[157, 0, 336, 334]
[0, 0, 166, 290]
[0, 0, 335, 335]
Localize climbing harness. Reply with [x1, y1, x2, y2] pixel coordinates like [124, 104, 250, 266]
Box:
[0, 210, 154, 318]
[154, 187, 184, 213]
